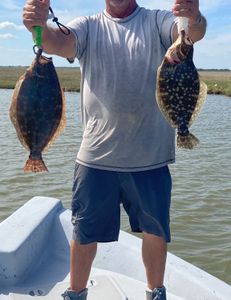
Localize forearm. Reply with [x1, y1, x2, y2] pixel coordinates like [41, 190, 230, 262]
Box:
[32, 24, 76, 59]
[188, 13, 207, 42]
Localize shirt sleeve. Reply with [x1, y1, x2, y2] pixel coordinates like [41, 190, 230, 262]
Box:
[155, 10, 176, 50]
[66, 16, 89, 61]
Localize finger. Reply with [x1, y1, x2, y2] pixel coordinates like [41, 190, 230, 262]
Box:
[173, 0, 198, 12]
[23, 11, 48, 22]
[25, 0, 50, 10]
[173, 10, 192, 19]
[174, 0, 197, 5]
[172, 7, 193, 16]
[173, 2, 196, 11]
[23, 0, 49, 31]
[23, 17, 44, 33]
[23, 19, 45, 32]
[23, 5, 49, 19]
[173, 3, 195, 9]
[172, 3, 198, 19]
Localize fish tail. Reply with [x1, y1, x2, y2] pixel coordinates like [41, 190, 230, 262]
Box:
[24, 157, 48, 173]
[177, 132, 199, 149]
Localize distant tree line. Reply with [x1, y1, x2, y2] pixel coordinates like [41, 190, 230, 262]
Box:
[198, 68, 231, 72]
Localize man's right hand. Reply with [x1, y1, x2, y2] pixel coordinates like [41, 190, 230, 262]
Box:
[23, 0, 50, 32]
[22, 0, 76, 60]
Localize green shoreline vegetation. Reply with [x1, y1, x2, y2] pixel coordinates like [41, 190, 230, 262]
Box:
[0, 66, 230, 97]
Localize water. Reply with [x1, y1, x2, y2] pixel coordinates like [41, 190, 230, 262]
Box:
[0, 89, 230, 285]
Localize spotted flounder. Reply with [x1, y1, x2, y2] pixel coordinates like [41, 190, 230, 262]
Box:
[9, 53, 66, 172]
[156, 29, 207, 149]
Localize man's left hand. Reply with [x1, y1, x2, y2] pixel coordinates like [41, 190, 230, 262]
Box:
[172, 0, 200, 25]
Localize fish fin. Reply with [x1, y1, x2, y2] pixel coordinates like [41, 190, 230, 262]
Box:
[177, 132, 199, 149]
[156, 66, 177, 128]
[44, 88, 66, 152]
[9, 77, 30, 151]
[189, 80, 207, 127]
[24, 157, 48, 173]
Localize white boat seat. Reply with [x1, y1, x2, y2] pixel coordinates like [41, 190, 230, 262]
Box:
[0, 197, 63, 287]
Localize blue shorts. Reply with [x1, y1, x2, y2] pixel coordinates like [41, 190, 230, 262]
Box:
[71, 163, 172, 244]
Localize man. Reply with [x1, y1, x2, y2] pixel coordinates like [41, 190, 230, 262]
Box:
[23, 1, 206, 299]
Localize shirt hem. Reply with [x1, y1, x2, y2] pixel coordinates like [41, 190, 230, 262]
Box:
[76, 158, 175, 172]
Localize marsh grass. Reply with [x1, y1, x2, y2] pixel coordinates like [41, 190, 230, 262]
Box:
[199, 71, 231, 97]
[0, 67, 230, 97]
[57, 67, 81, 91]
[0, 67, 27, 89]
[0, 66, 81, 91]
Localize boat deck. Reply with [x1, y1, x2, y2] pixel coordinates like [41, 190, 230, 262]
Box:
[0, 197, 230, 299]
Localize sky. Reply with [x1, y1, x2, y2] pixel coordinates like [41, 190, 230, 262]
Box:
[0, 0, 230, 69]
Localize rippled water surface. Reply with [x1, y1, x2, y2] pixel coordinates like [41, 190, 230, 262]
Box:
[0, 89, 230, 285]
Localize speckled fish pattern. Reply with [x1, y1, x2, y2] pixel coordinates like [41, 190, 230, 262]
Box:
[156, 30, 207, 149]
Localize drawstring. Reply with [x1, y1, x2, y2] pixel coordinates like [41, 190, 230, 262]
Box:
[33, 7, 70, 56]
[49, 7, 70, 35]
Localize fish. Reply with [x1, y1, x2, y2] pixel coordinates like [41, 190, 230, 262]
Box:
[156, 28, 207, 149]
[9, 51, 66, 172]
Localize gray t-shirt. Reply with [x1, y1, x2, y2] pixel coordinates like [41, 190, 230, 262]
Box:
[67, 6, 176, 171]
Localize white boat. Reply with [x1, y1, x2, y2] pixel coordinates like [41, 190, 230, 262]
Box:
[0, 197, 230, 300]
